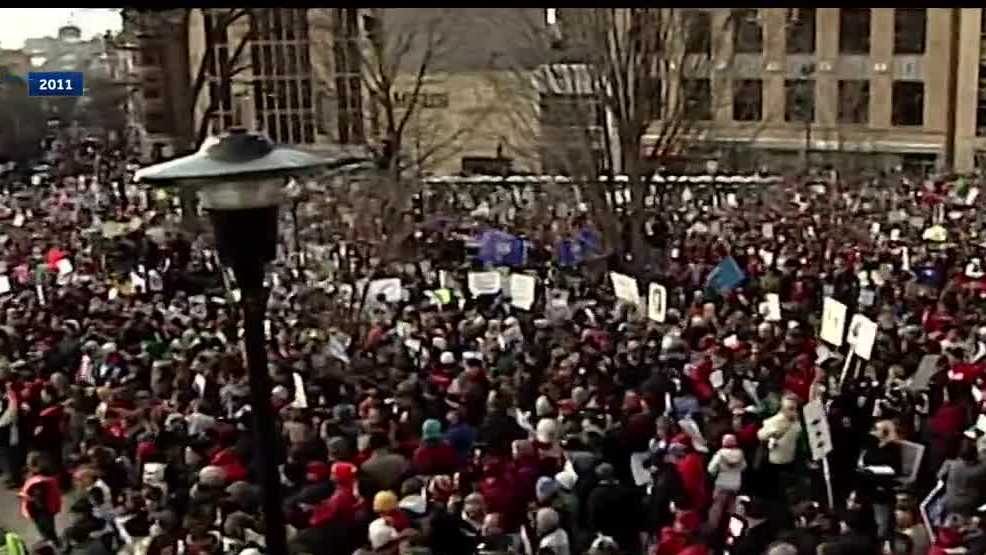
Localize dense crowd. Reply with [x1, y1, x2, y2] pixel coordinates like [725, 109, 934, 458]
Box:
[1, 135, 986, 555]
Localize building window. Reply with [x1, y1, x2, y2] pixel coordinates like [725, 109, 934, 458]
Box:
[839, 8, 871, 55]
[894, 9, 926, 55]
[683, 10, 711, 55]
[333, 8, 365, 144]
[838, 80, 870, 124]
[732, 9, 762, 54]
[785, 79, 815, 123]
[892, 81, 924, 126]
[733, 79, 762, 121]
[683, 79, 712, 120]
[786, 8, 816, 55]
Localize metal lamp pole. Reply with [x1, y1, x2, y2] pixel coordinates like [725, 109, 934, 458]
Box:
[135, 129, 368, 555]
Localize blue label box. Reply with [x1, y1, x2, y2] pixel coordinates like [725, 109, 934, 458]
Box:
[28, 72, 84, 97]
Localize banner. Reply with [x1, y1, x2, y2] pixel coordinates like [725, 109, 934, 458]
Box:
[557, 228, 601, 267]
[477, 229, 526, 267]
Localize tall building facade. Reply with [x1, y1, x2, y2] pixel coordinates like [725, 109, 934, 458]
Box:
[128, 9, 194, 160]
[187, 8, 543, 172]
[647, 8, 961, 174]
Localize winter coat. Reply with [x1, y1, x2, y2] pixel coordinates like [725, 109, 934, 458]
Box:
[412, 441, 460, 476]
[707, 447, 746, 492]
[675, 451, 709, 510]
[586, 480, 641, 550]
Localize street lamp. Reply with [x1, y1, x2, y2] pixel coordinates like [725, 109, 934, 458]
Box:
[135, 128, 367, 555]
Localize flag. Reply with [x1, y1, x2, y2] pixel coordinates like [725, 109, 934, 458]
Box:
[477, 229, 526, 267]
[557, 227, 601, 267]
[706, 256, 746, 293]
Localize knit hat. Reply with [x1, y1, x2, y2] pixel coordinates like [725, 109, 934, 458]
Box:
[373, 490, 399, 513]
[535, 476, 559, 503]
[421, 418, 443, 441]
[198, 465, 226, 488]
[331, 462, 356, 484]
[439, 351, 455, 365]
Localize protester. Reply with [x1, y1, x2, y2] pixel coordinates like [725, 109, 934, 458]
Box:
[9, 135, 986, 555]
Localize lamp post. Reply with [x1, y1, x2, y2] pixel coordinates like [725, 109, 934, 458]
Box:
[135, 129, 367, 555]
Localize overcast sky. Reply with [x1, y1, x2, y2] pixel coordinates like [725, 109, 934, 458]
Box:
[0, 8, 121, 50]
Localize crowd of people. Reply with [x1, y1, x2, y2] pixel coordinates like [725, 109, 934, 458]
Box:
[1, 133, 986, 555]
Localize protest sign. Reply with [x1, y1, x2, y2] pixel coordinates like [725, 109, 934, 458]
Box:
[291, 372, 308, 409]
[820, 297, 848, 346]
[367, 277, 402, 302]
[510, 274, 536, 310]
[610, 272, 640, 306]
[647, 283, 667, 322]
[847, 314, 878, 360]
[706, 257, 746, 293]
[468, 271, 502, 296]
[763, 293, 781, 322]
[0, 276, 8, 295]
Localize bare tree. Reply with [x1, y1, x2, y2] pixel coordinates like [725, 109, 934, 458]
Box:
[309, 9, 496, 260]
[125, 8, 255, 230]
[495, 8, 774, 265]
[125, 8, 255, 149]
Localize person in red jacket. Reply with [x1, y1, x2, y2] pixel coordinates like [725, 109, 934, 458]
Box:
[19, 452, 62, 547]
[412, 419, 460, 476]
[310, 461, 362, 528]
[669, 434, 709, 511]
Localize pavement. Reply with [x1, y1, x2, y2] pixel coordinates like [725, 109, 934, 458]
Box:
[0, 484, 76, 545]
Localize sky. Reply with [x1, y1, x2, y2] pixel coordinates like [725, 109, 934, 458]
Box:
[0, 8, 122, 50]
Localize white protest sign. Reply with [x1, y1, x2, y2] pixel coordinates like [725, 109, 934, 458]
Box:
[193, 374, 206, 397]
[0, 276, 10, 295]
[820, 297, 848, 346]
[291, 372, 308, 409]
[967, 187, 980, 206]
[130, 272, 147, 293]
[764, 293, 781, 322]
[367, 277, 402, 302]
[148, 270, 163, 292]
[468, 271, 502, 296]
[510, 274, 536, 310]
[803, 399, 833, 461]
[610, 272, 640, 306]
[12, 214, 23, 227]
[762, 223, 774, 239]
[647, 283, 667, 322]
[847, 314, 878, 360]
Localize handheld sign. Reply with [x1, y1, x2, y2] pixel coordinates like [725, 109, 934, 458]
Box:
[820, 297, 848, 346]
[647, 283, 667, 322]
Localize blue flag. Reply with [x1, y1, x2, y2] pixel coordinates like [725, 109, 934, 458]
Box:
[477, 229, 526, 267]
[557, 228, 601, 267]
[706, 256, 746, 292]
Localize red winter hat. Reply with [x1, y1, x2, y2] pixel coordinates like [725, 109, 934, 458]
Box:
[331, 462, 357, 484]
